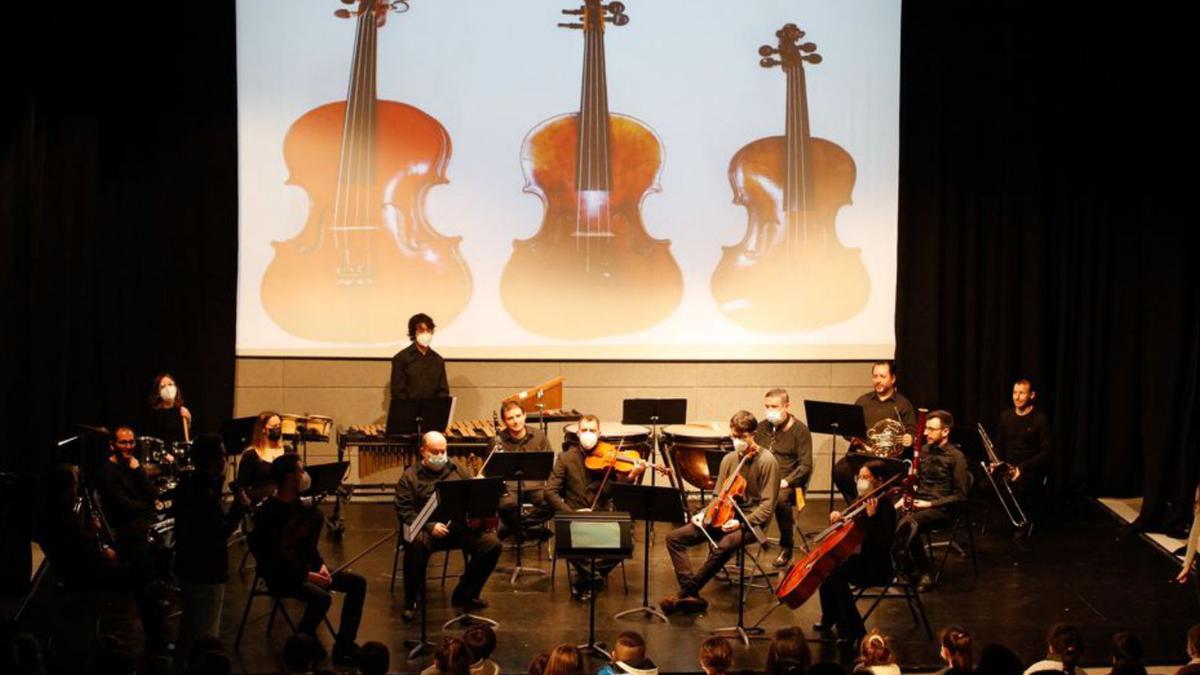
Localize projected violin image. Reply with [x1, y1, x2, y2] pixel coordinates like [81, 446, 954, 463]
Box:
[260, 0, 472, 343]
[500, 0, 683, 339]
[710, 24, 869, 331]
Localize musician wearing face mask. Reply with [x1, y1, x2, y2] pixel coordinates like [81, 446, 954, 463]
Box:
[545, 414, 647, 600]
[236, 411, 289, 499]
[754, 388, 813, 568]
[813, 461, 897, 643]
[495, 400, 552, 538]
[389, 312, 450, 401]
[253, 454, 366, 665]
[832, 361, 917, 504]
[395, 431, 502, 622]
[660, 411, 780, 614]
[991, 379, 1052, 504]
[145, 373, 192, 444]
[894, 410, 968, 593]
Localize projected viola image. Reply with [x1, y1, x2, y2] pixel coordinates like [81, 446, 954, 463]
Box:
[259, 0, 472, 343]
[499, 0, 683, 339]
[710, 24, 869, 332]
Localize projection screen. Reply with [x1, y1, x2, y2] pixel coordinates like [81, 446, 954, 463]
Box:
[236, 0, 900, 359]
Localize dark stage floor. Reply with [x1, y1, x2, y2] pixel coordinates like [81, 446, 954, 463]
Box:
[21, 496, 1200, 674]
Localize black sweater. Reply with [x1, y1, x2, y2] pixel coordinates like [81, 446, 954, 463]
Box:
[252, 496, 325, 589]
[173, 471, 246, 583]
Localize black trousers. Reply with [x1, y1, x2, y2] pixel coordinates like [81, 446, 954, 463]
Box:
[665, 523, 749, 596]
[774, 488, 797, 549]
[498, 488, 549, 535]
[402, 529, 501, 608]
[817, 555, 889, 640]
[283, 571, 367, 646]
[895, 507, 953, 575]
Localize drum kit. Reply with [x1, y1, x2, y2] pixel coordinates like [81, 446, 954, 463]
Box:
[136, 435, 193, 494]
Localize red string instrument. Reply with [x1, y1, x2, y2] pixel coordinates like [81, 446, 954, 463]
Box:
[261, 0, 472, 342]
[710, 23, 869, 332]
[775, 474, 902, 609]
[902, 408, 929, 513]
[499, 0, 682, 339]
[698, 445, 759, 529]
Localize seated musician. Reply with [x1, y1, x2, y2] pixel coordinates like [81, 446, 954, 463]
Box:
[94, 425, 161, 580]
[544, 414, 647, 600]
[814, 460, 897, 643]
[395, 431, 502, 622]
[832, 362, 916, 503]
[895, 410, 969, 592]
[660, 411, 780, 614]
[495, 400, 552, 538]
[254, 454, 365, 665]
[755, 388, 813, 568]
[991, 379, 1052, 521]
[236, 410, 287, 495]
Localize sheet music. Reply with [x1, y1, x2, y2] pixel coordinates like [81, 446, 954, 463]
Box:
[404, 492, 439, 543]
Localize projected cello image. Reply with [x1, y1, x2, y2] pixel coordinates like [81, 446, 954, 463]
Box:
[710, 24, 869, 332]
[260, 0, 472, 343]
[500, 0, 683, 339]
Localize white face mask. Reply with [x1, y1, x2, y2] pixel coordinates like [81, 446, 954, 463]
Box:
[765, 409, 783, 424]
[732, 436, 749, 454]
[415, 331, 433, 347]
[426, 453, 448, 470]
[160, 385, 177, 402]
[578, 431, 599, 451]
[857, 478, 873, 494]
[299, 470, 312, 492]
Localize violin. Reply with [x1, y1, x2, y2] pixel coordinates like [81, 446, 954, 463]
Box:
[260, 0, 472, 343]
[696, 444, 759, 530]
[499, 0, 683, 339]
[584, 441, 643, 473]
[710, 23, 869, 332]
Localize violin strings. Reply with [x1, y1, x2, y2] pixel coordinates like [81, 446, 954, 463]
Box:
[573, 17, 589, 252]
[332, 9, 367, 257]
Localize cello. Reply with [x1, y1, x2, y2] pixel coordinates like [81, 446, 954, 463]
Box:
[499, 0, 683, 339]
[261, 0, 472, 343]
[710, 23, 869, 332]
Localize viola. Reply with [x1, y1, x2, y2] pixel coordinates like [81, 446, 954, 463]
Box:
[698, 444, 759, 530]
[260, 0, 472, 343]
[710, 23, 869, 332]
[499, 0, 683, 339]
[584, 441, 644, 474]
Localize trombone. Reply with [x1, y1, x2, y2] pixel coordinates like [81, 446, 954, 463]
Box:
[977, 423, 1030, 529]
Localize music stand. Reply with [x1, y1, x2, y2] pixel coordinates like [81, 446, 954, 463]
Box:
[435, 477, 505, 630]
[484, 451, 556, 583]
[622, 399, 687, 489]
[610, 484, 687, 623]
[386, 397, 456, 437]
[711, 499, 770, 647]
[803, 400, 867, 513]
[555, 512, 634, 659]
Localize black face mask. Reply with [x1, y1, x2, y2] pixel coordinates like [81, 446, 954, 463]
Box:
[267, 428, 282, 442]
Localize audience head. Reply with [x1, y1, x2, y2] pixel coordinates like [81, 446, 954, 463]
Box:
[1110, 632, 1143, 666]
[766, 626, 811, 675]
[5, 633, 44, 675]
[463, 625, 497, 663]
[434, 637, 473, 675]
[976, 643, 1024, 675]
[612, 631, 647, 666]
[90, 636, 136, 675]
[543, 645, 583, 675]
[283, 634, 325, 674]
[528, 652, 550, 675]
[357, 641, 390, 675]
[700, 636, 733, 675]
[859, 629, 895, 667]
[1188, 624, 1200, 659]
[939, 625, 974, 672]
[1047, 622, 1085, 670]
[808, 663, 848, 675]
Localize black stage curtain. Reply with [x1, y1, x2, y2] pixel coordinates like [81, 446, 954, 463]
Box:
[1, 4, 238, 584]
[895, 3, 1196, 532]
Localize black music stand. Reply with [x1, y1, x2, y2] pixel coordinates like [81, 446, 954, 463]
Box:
[435, 477, 504, 630]
[804, 400, 867, 513]
[711, 500, 770, 647]
[555, 512, 634, 659]
[622, 398, 687, 488]
[484, 451, 555, 583]
[610, 484, 687, 623]
[387, 396, 455, 437]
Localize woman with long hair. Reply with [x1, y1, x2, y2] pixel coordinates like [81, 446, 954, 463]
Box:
[766, 626, 811, 675]
[1024, 623, 1085, 675]
[235, 411, 286, 490]
[146, 373, 192, 444]
[855, 629, 900, 675]
[542, 645, 583, 675]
